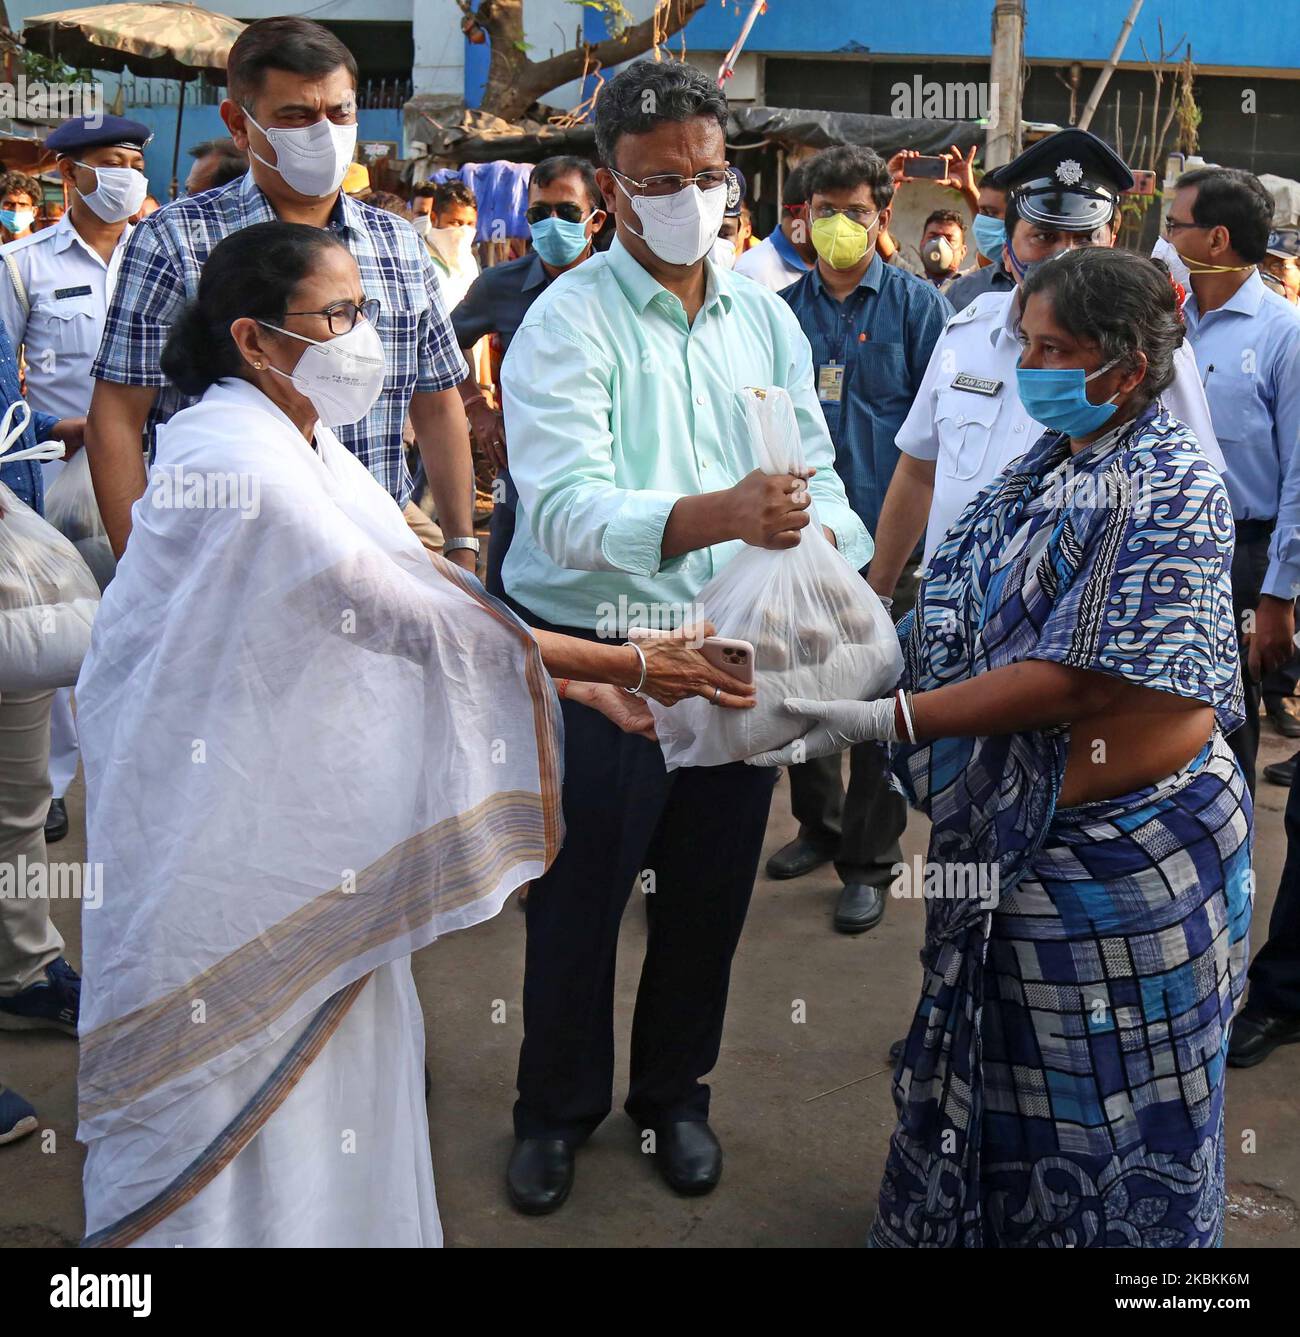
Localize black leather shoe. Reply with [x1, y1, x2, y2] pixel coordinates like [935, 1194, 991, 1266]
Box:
[506, 1138, 574, 1215]
[834, 882, 886, 934]
[1265, 698, 1300, 739]
[1264, 750, 1300, 788]
[653, 1120, 722, 1196]
[766, 836, 835, 881]
[1227, 1010, 1300, 1068]
[44, 797, 68, 845]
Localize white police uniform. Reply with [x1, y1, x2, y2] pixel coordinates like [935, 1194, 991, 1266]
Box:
[0, 211, 132, 425]
[897, 285, 1225, 565]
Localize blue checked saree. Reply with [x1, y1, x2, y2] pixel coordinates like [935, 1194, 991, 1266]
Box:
[869, 403, 1253, 1248]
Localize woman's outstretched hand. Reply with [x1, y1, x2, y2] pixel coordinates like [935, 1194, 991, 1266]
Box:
[574, 682, 659, 739]
[747, 696, 898, 767]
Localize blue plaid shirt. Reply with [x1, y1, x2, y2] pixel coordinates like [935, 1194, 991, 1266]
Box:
[91, 173, 469, 504]
[782, 254, 951, 536]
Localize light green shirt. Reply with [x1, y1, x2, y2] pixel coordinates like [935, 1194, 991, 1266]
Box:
[499, 236, 873, 631]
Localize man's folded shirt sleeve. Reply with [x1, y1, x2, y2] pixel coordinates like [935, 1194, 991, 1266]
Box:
[90, 221, 187, 387]
[501, 318, 680, 577]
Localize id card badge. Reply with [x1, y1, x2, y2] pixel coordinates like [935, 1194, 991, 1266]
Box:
[818, 361, 844, 403]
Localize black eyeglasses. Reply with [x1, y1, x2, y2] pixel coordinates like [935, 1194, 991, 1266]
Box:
[283, 297, 380, 335]
[1163, 216, 1209, 237]
[526, 202, 591, 226]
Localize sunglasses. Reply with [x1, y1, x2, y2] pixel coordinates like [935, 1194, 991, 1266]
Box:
[525, 202, 591, 226]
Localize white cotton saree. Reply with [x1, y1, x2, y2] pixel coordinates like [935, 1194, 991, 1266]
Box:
[75, 378, 562, 1247]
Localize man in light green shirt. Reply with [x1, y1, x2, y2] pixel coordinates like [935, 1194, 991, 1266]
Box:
[499, 58, 871, 1218]
[501, 209, 871, 629]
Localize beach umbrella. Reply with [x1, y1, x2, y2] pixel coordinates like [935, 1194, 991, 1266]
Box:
[23, 2, 246, 197]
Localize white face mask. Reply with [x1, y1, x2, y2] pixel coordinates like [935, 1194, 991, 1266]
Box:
[243, 108, 357, 199]
[260, 317, 386, 427]
[74, 161, 148, 223]
[1152, 234, 1193, 292]
[427, 224, 475, 270]
[614, 175, 728, 266]
[708, 235, 737, 270]
[412, 213, 432, 238]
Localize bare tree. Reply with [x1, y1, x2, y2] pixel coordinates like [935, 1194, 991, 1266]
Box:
[459, 0, 710, 125]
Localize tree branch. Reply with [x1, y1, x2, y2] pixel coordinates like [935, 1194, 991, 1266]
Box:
[520, 0, 709, 96]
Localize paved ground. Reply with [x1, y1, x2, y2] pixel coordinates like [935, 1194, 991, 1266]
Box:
[3, 731, 1299, 1248]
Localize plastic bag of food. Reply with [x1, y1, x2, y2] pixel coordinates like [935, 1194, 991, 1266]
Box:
[649, 386, 902, 769]
[45, 446, 116, 592]
[0, 402, 99, 692]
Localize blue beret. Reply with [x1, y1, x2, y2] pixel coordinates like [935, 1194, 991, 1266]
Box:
[46, 115, 153, 156]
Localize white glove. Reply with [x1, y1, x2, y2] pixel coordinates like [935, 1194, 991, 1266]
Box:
[745, 696, 899, 767]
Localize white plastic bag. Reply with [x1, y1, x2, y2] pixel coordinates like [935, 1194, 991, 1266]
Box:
[649, 386, 902, 769]
[45, 445, 116, 592]
[0, 401, 99, 692]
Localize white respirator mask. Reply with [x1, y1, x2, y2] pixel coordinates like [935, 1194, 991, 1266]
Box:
[244, 108, 358, 199]
[259, 318, 386, 427]
[614, 173, 728, 267]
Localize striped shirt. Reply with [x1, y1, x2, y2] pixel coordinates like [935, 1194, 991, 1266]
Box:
[91, 172, 468, 504]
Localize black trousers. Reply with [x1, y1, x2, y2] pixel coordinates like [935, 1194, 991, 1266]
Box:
[513, 619, 778, 1142]
[1247, 750, 1300, 1016]
[788, 743, 906, 884]
[1226, 524, 1272, 801]
[484, 468, 517, 601]
[784, 559, 920, 884]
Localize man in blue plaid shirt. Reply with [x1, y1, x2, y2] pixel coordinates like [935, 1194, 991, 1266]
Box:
[86, 16, 478, 570]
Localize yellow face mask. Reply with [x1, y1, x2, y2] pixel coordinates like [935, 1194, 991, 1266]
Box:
[811, 212, 873, 270]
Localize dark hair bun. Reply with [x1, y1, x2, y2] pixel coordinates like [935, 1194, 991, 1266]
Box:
[160, 303, 221, 397]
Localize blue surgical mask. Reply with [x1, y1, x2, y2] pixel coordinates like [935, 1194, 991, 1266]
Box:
[529, 214, 591, 267]
[1015, 354, 1122, 436]
[971, 213, 1005, 261]
[0, 207, 34, 234]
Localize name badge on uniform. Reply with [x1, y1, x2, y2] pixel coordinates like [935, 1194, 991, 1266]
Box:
[818, 361, 844, 404]
[54, 285, 93, 300]
[950, 372, 1002, 396]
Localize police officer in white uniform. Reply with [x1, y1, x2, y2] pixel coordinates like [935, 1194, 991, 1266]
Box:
[867, 128, 1224, 591]
[0, 114, 151, 842]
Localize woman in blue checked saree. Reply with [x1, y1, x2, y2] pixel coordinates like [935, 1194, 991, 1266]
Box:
[752, 248, 1252, 1247]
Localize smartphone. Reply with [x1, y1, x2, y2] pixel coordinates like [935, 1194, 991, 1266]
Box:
[1125, 169, 1157, 197]
[701, 636, 755, 686]
[906, 155, 950, 180]
[626, 627, 756, 686]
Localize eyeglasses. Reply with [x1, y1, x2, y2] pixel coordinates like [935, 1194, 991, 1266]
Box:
[526, 202, 592, 225]
[810, 205, 879, 229]
[1163, 216, 1209, 237]
[283, 297, 380, 336]
[609, 166, 729, 198]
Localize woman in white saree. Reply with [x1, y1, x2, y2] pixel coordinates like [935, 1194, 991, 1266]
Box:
[76, 223, 751, 1248]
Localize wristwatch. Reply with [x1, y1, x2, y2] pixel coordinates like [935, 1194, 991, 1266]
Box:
[442, 536, 481, 555]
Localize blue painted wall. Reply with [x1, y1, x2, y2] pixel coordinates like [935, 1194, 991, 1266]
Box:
[126, 105, 404, 198]
[681, 1, 1300, 69]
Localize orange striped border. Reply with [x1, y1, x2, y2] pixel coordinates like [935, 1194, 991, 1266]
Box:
[80, 789, 549, 1122]
[83, 976, 370, 1248]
